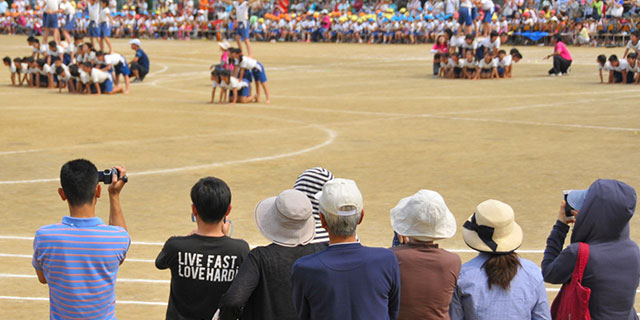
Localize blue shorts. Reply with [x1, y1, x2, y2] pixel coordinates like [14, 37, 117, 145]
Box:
[242, 68, 253, 82]
[475, 45, 486, 61]
[100, 22, 111, 38]
[63, 53, 72, 65]
[252, 62, 267, 82]
[483, 9, 494, 23]
[115, 60, 130, 76]
[498, 67, 504, 76]
[44, 12, 59, 29]
[88, 21, 100, 37]
[239, 80, 250, 96]
[64, 14, 76, 31]
[236, 22, 249, 41]
[458, 7, 473, 26]
[100, 78, 113, 93]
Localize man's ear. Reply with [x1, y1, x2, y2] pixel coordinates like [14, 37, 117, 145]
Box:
[225, 204, 232, 217]
[95, 184, 101, 199]
[320, 212, 328, 231]
[191, 204, 198, 217]
[358, 210, 365, 225]
[58, 188, 67, 201]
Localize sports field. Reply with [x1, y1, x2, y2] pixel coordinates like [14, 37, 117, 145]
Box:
[1, 35, 640, 319]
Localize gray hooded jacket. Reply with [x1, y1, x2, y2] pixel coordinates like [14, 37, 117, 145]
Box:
[542, 179, 640, 320]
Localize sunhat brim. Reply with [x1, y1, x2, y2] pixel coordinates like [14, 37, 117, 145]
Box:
[390, 196, 457, 240]
[255, 197, 316, 247]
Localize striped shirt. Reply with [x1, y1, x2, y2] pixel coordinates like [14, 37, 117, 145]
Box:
[32, 216, 130, 320]
[293, 167, 334, 244]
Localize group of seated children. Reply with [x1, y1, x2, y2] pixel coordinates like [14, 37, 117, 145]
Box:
[2, 35, 141, 95]
[431, 31, 523, 80]
[597, 31, 640, 84]
[209, 41, 270, 104]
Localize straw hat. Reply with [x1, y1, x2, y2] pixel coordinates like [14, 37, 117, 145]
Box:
[390, 190, 456, 241]
[462, 199, 523, 253]
[255, 189, 315, 247]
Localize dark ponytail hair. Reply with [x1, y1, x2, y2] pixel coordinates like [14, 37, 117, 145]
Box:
[482, 252, 521, 290]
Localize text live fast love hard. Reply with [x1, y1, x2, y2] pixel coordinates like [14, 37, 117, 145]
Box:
[177, 251, 241, 282]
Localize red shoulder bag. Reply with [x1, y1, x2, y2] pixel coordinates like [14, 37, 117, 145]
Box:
[551, 242, 591, 320]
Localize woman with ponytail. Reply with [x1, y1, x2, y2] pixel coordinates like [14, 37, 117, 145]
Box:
[450, 200, 551, 320]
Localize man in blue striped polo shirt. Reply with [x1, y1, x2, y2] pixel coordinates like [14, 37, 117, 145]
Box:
[32, 159, 130, 320]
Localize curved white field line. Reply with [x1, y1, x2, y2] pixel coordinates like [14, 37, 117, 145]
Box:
[0, 124, 336, 184]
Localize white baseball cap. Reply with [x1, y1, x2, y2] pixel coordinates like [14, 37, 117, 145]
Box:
[315, 178, 363, 216]
[129, 39, 141, 47]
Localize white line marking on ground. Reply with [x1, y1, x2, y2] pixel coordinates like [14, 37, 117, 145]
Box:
[0, 124, 336, 184]
[0, 295, 167, 306]
[148, 63, 169, 76]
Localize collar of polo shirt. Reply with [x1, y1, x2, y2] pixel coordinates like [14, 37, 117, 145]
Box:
[62, 216, 105, 227]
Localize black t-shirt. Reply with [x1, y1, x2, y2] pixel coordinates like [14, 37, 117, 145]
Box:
[156, 234, 250, 320]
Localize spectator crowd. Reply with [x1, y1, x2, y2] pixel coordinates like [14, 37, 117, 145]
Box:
[2, 0, 640, 46]
[31, 158, 640, 320]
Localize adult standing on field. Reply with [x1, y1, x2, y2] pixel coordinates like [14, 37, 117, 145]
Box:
[542, 180, 640, 319]
[545, 34, 572, 76]
[219, 0, 261, 57]
[129, 39, 150, 82]
[32, 159, 130, 320]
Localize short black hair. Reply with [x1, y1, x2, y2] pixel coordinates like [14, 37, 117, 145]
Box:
[60, 159, 99, 206]
[465, 34, 474, 40]
[628, 52, 637, 59]
[190, 177, 231, 223]
[553, 34, 562, 42]
[27, 36, 37, 43]
[490, 31, 498, 38]
[597, 54, 606, 64]
[55, 66, 65, 75]
[3, 56, 10, 64]
[498, 49, 506, 55]
[48, 41, 57, 48]
[33, 38, 40, 44]
[74, 35, 84, 41]
[69, 65, 80, 77]
[96, 50, 104, 57]
[510, 48, 522, 59]
[609, 54, 619, 62]
[36, 59, 46, 68]
[229, 48, 242, 54]
[633, 30, 639, 38]
[13, 57, 22, 64]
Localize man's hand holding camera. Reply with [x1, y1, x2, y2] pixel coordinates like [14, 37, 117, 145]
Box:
[103, 165, 128, 231]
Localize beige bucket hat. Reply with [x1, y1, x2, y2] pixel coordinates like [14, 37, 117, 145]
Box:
[255, 189, 316, 247]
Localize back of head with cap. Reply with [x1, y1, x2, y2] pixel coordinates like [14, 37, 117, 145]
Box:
[316, 178, 363, 237]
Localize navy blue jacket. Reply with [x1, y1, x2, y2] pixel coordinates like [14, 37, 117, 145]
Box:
[291, 243, 401, 320]
[542, 179, 640, 320]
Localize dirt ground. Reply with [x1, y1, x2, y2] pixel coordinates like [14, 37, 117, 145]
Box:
[1, 34, 639, 319]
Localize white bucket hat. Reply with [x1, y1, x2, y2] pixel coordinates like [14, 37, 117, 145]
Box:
[390, 190, 456, 241]
[217, 40, 231, 51]
[462, 199, 523, 254]
[315, 178, 363, 216]
[255, 189, 316, 247]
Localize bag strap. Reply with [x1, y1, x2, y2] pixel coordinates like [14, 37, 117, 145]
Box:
[573, 242, 590, 284]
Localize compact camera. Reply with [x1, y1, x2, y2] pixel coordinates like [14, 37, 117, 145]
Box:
[98, 168, 128, 184]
